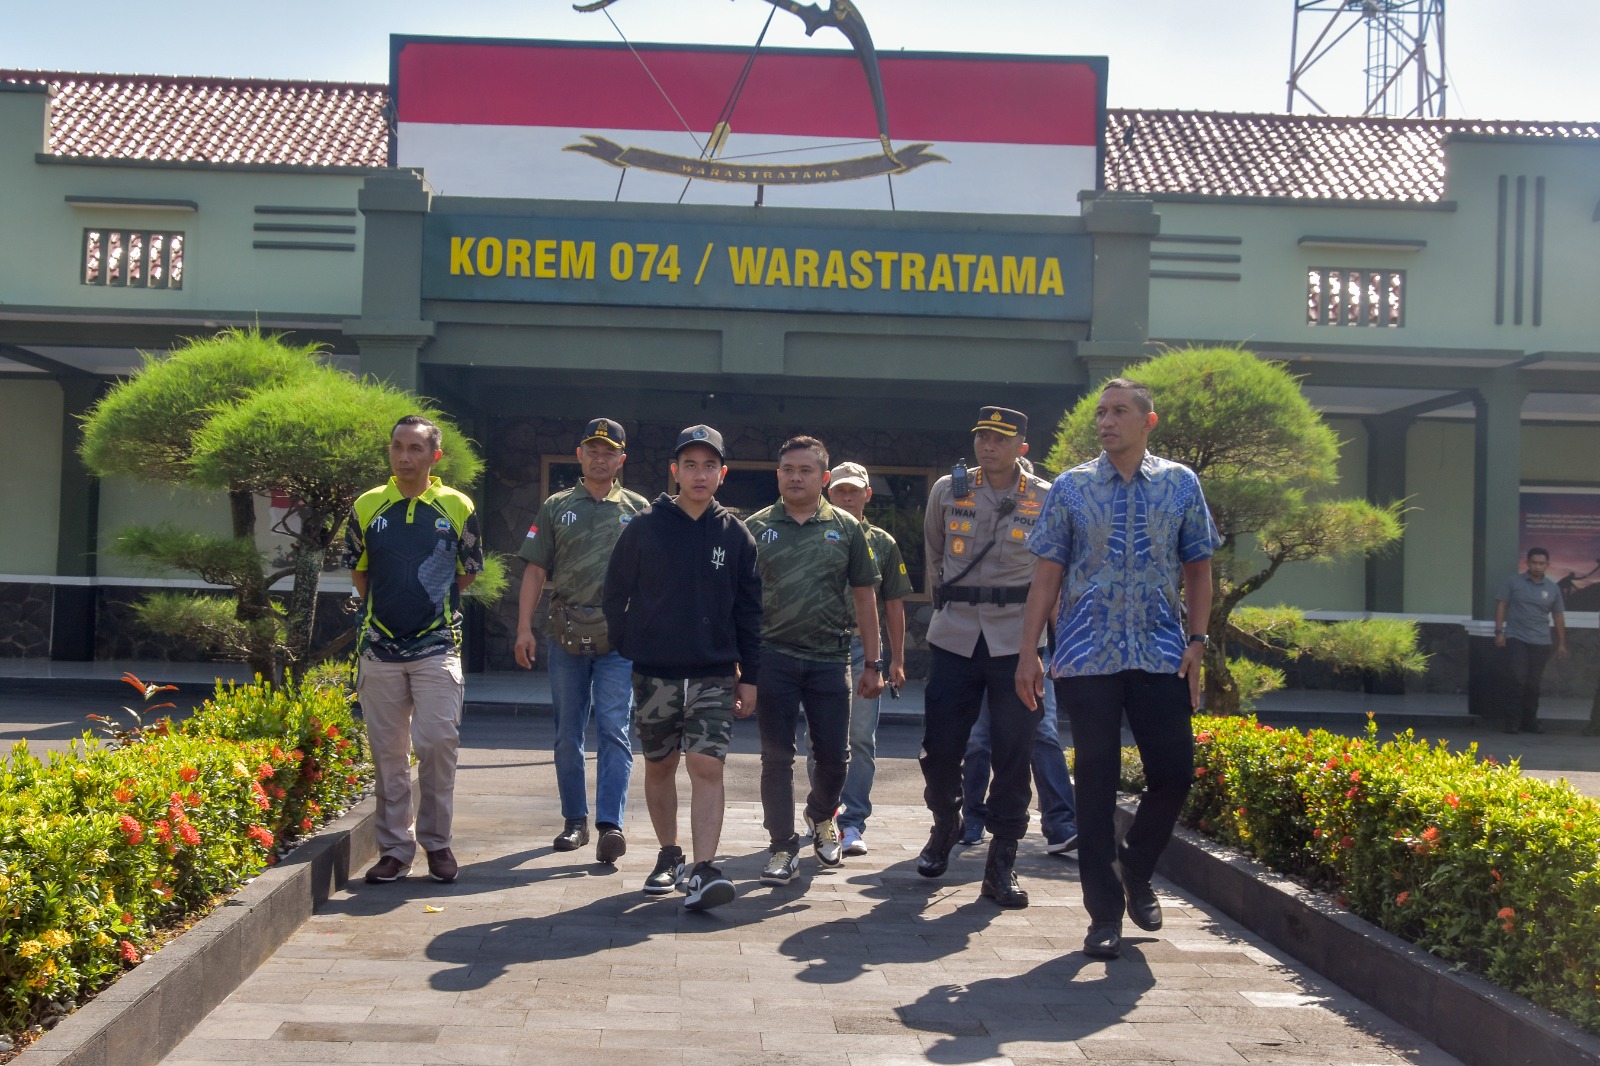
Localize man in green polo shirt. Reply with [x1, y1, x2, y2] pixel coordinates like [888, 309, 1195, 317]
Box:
[514, 418, 649, 863]
[746, 435, 883, 886]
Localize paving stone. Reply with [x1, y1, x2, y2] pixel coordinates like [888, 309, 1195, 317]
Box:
[154, 742, 1466, 1066]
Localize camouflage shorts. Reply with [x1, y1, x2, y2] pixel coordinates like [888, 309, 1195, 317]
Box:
[632, 673, 737, 762]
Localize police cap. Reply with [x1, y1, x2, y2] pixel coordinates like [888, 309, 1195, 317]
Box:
[971, 406, 1027, 438]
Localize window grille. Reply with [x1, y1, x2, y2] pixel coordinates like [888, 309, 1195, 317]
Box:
[1306, 268, 1402, 326]
[83, 229, 184, 289]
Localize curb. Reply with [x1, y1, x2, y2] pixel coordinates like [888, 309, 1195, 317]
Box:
[1134, 810, 1600, 1066]
[22, 796, 379, 1066]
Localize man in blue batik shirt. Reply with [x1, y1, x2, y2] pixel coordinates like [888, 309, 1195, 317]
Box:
[1015, 378, 1220, 961]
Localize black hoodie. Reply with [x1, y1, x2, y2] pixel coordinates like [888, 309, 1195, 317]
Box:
[602, 493, 763, 683]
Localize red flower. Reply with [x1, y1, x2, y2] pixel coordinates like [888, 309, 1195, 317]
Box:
[1445, 793, 1460, 808]
[179, 823, 201, 847]
[1395, 891, 1410, 905]
[300, 818, 313, 832]
[1497, 906, 1515, 920]
[1195, 731, 1213, 744]
[1195, 766, 1208, 776]
[1349, 770, 1362, 783]
[246, 825, 275, 850]
[119, 939, 139, 963]
[120, 912, 133, 925]
[185, 791, 201, 807]
[153, 819, 172, 844]
[1421, 826, 1440, 842]
[324, 726, 340, 740]
[1339, 835, 1353, 850]
[113, 788, 133, 804]
[179, 767, 198, 783]
[118, 814, 144, 845]
[1345, 787, 1359, 799]
[256, 763, 275, 781]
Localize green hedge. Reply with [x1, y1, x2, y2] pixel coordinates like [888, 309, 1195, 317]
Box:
[0, 676, 371, 1036]
[1184, 714, 1600, 1033]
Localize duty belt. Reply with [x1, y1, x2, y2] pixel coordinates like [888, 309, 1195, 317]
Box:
[937, 585, 1030, 607]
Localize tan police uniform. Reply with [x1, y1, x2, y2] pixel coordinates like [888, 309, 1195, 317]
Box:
[925, 462, 1050, 658]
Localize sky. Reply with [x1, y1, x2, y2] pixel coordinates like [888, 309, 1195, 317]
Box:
[3, 0, 1597, 121]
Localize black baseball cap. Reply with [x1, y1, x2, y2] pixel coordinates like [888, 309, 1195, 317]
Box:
[674, 424, 726, 461]
[580, 417, 626, 449]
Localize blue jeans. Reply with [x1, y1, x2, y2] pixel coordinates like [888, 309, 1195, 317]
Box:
[546, 640, 634, 827]
[961, 680, 1077, 842]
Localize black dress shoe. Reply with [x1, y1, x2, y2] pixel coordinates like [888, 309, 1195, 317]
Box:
[917, 817, 961, 878]
[552, 818, 590, 851]
[1083, 921, 1122, 959]
[1122, 870, 1163, 931]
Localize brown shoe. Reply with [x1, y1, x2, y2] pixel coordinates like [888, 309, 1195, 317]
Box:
[426, 848, 459, 883]
[364, 855, 410, 883]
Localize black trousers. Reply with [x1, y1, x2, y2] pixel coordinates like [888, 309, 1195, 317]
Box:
[920, 637, 1034, 841]
[1505, 638, 1553, 730]
[756, 648, 851, 851]
[1057, 670, 1194, 925]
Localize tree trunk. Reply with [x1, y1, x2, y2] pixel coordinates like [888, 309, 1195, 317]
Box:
[284, 541, 324, 682]
[228, 488, 256, 540]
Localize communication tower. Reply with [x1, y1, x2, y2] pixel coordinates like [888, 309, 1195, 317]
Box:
[1287, 0, 1447, 118]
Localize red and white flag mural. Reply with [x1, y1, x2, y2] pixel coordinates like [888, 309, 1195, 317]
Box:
[392, 37, 1104, 215]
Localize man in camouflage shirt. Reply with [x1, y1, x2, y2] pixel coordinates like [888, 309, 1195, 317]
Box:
[815, 461, 911, 856]
[514, 418, 649, 862]
[745, 436, 883, 887]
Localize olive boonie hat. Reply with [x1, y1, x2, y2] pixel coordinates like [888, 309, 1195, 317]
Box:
[580, 417, 626, 449]
[971, 406, 1027, 438]
[828, 462, 870, 490]
[674, 424, 726, 461]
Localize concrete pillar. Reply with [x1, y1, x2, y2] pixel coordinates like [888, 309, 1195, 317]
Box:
[1362, 414, 1410, 613]
[346, 170, 436, 390]
[1472, 381, 1527, 618]
[53, 377, 103, 660]
[1077, 193, 1158, 382]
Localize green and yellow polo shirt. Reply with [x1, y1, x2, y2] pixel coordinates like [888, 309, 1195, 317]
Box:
[344, 476, 484, 662]
[519, 480, 648, 634]
[745, 497, 878, 663]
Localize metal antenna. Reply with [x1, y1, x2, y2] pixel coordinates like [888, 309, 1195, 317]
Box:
[1287, 0, 1447, 118]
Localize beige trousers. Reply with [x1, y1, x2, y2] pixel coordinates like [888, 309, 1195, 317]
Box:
[357, 650, 464, 864]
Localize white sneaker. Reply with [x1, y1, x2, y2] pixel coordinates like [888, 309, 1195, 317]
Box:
[841, 827, 868, 856]
[805, 813, 843, 867]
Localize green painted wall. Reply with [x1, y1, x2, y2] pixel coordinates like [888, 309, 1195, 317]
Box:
[0, 86, 368, 318]
[1404, 421, 1477, 616]
[1147, 139, 1600, 354]
[0, 380, 64, 575]
[1524, 424, 1600, 484]
[94, 480, 233, 579]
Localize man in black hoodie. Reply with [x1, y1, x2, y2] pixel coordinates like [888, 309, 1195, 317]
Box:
[603, 425, 762, 911]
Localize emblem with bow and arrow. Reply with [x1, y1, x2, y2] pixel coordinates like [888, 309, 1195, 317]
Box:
[567, 0, 946, 190]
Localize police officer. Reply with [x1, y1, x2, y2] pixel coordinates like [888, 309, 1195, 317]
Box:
[917, 406, 1051, 908]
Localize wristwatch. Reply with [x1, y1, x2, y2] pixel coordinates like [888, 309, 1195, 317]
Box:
[868, 658, 886, 673]
[1188, 634, 1209, 646]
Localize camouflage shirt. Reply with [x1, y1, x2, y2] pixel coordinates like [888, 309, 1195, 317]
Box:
[859, 522, 913, 627]
[519, 480, 649, 635]
[746, 497, 878, 663]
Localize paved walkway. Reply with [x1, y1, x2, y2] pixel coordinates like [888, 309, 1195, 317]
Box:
[155, 715, 1463, 1066]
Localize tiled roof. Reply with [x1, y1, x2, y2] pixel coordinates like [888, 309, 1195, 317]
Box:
[5, 69, 1595, 196]
[0, 70, 389, 167]
[1106, 109, 1600, 202]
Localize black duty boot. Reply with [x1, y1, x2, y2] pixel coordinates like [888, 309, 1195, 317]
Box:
[917, 816, 962, 878]
[980, 837, 1030, 909]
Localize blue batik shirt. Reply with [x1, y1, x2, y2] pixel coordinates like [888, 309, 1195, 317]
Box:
[1026, 452, 1220, 678]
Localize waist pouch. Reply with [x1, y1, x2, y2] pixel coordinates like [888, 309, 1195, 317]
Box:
[555, 603, 611, 656]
